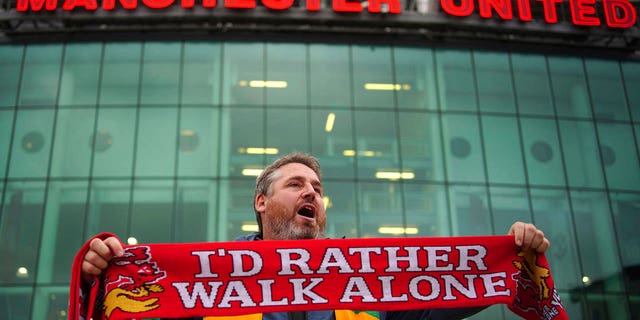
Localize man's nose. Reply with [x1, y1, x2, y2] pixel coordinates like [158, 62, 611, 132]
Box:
[301, 183, 316, 199]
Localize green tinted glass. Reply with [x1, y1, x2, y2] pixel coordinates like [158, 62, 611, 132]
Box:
[59, 43, 101, 107]
[474, 51, 516, 114]
[100, 43, 142, 106]
[8, 109, 55, 178]
[441, 114, 486, 183]
[481, 115, 525, 184]
[141, 42, 181, 106]
[19, 44, 62, 107]
[511, 53, 554, 116]
[0, 46, 23, 107]
[435, 49, 476, 111]
[50, 108, 96, 178]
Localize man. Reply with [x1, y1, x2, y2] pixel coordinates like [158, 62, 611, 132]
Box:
[82, 153, 551, 319]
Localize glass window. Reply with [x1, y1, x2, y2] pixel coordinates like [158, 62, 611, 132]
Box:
[91, 108, 136, 177]
[353, 110, 400, 180]
[178, 107, 220, 178]
[394, 47, 437, 110]
[222, 43, 264, 106]
[86, 180, 131, 237]
[266, 43, 307, 107]
[0, 45, 23, 108]
[358, 181, 403, 237]
[310, 109, 355, 179]
[0, 289, 32, 319]
[323, 181, 357, 239]
[441, 114, 486, 183]
[224, 107, 265, 177]
[308, 44, 350, 107]
[100, 43, 142, 106]
[50, 108, 96, 178]
[609, 192, 640, 269]
[131, 179, 174, 243]
[570, 190, 628, 319]
[404, 182, 449, 236]
[19, 44, 62, 107]
[520, 117, 565, 187]
[32, 287, 69, 320]
[489, 186, 531, 234]
[38, 181, 88, 284]
[481, 115, 525, 185]
[621, 61, 640, 122]
[511, 53, 554, 116]
[0, 110, 14, 178]
[548, 56, 592, 119]
[558, 120, 605, 188]
[135, 107, 178, 177]
[219, 178, 257, 241]
[474, 51, 516, 114]
[530, 188, 580, 287]
[637, 123, 640, 160]
[8, 109, 55, 179]
[398, 111, 445, 182]
[182, 43, 222, 106]
[352, 45, 395, 109]
[597, 122, 640, 191]
[175, 180, 215, 243]
[584, 59, 629, 121]
[141, 42, 181, 106]
[448, 185, 491, 236]
[266, 108, 310, 164]
[59, 43, 101, 107]
[529, 188, 583, 319]
[435, 49, 476, 111]
[0, 181, 46, 286]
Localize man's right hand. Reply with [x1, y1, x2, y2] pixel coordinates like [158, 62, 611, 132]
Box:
[81, 236, 124, 285]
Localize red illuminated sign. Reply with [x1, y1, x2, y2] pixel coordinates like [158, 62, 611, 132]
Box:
[441, 0, 637, 27]
[15, 0, 639, 29]
[16, 0, 401, 13]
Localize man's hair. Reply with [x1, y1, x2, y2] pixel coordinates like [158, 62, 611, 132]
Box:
[253, 153, 322, 237]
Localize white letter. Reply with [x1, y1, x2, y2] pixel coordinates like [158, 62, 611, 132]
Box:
[276, 248, 313, 275]
[480, 272, 510, 297]
[348, 247, 381, 273]
[384, 247, 421, 272]
[424, 246, 453, 271]
[172, 281, 223, 308]
[378, 276, 408, 302]
[218, 281, 257, 308]
[318, 248, 355, 274]
[192, 251, 219, 278]
[258, 279, 288, 306]
[228, 250, 263, 277]
[456, 245, 488, 271]
[408, 276, 440, 301]
[442, 274, 478, 300]
[289, 278, 329, 304]
[340, 276, 378, 303]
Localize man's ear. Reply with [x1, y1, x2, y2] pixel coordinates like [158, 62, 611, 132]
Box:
[255, 193, 266, 214]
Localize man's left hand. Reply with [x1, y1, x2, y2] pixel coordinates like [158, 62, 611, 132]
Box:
[508, 221, 551, 253]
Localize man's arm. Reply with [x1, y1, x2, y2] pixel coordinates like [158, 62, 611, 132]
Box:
[81, 236, 124, 284]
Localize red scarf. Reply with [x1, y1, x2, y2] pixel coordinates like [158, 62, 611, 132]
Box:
[68, 233, 568, 320]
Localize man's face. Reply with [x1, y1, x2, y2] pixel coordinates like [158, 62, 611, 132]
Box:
[255, 163, 326, 240]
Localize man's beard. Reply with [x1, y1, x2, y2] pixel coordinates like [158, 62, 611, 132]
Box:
[264, 202, 325, 240]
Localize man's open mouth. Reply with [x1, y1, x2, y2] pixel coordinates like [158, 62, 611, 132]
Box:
[297, 205, 316, 219]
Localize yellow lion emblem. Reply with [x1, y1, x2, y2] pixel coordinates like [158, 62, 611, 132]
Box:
[513, 250, 550, 300]
[102, 246, 166, 319]
[104, 284, 164, 318]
